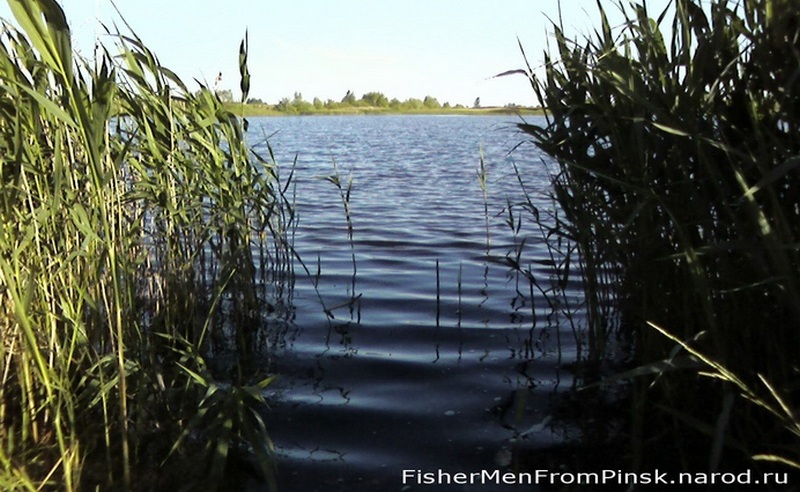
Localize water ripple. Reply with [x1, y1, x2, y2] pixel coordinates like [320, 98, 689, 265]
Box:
[248, 115, 580, 491]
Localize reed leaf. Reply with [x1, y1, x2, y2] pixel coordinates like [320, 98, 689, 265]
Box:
[519, 0, 800, 473]
[0, 1, 289, 489]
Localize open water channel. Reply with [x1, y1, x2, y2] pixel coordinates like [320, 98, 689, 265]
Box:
[246, 115, 584, 491]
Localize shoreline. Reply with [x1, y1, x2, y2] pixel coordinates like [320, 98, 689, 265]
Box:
[224, 103, 544, 117]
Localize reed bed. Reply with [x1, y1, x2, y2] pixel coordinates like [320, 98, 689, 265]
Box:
[519, 0, 800, 475]
[0, 1, 291, 490]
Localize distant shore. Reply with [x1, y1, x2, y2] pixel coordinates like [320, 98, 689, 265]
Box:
[224, 103, 545, 117]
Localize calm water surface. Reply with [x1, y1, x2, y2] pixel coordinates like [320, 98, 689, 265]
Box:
[247, 115, 583, 491]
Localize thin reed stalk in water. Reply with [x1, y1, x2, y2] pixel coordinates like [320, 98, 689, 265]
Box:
[435, 259, 441, 328]
[477, 146, 491, 251]
[322, 160, 361, 322]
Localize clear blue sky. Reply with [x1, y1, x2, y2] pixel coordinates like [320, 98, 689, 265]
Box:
[0, 1, 672, 107]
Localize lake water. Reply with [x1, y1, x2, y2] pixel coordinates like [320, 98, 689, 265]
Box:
[246, 115, 584, 491]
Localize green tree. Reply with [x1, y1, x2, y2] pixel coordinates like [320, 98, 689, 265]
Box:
[423, 95, 441, 109]
[361, 91, 389, 107]
[341, 90, 356, 105]
[292, 100, 314, 113]
[289, 92, 313, 113]
[313, 97, 323, 109]
[402, 98, 423, 110]
[275, 96, 293, 112]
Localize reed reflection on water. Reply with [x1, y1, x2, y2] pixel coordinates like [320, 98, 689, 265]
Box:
[248, 115, 584, 491]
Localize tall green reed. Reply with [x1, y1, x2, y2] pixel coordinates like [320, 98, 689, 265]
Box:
[0, 1, 290, 489]
[503, 162, 583, 366]
[518, 0, 800, 472]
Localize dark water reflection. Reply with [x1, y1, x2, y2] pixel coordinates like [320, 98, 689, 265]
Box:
[247, 115, 583, 491]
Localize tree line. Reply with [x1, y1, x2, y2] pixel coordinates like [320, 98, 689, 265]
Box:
[231, 90, 485, 113]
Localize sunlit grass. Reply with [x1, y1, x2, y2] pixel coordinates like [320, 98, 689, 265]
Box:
[0, 0, 291, 489]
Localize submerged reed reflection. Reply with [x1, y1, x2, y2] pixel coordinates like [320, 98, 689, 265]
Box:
[251, 115, 582, 491]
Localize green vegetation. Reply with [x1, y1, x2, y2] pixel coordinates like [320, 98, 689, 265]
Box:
[519, 0, 800, 476]
[0, 1, 291, 490]
[14, 0, 799, 487]
[226, 90, 541, 116]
